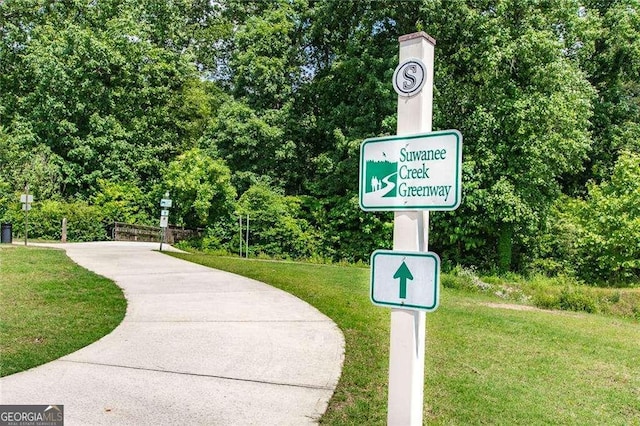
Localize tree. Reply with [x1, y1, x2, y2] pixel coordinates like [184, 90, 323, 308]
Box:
[164, 148, 236, 228]
[236, 182, 318, 259]
[227, 0, 308, 111]
[0, 0, 210, 196]
[201, 0, 310, 194]
[202, 100, 296, 194]
[91, 180, 153, 225]
[0, 124, 63, 202]
[545, 151, 640, 284]
[576, 0, 640, 189]
[426, 0, 595, 271]
[300, 0, 596, 269]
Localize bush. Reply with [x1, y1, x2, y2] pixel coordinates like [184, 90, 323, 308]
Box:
[539, 151, 640, 285]
[65, 202, 108, 241]
[91, 180, 153, 224]
[2, 199, 107, 241]
[163, 148, 237, 228]
[558, 286, 598, 313]
[235, 183, 319, 259]
[531, 290, 561, 311]
[311, 195, 393, 263]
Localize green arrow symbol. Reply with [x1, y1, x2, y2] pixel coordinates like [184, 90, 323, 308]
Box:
[393, 261, 414, 299]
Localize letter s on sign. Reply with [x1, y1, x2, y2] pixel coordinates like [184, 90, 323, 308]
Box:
[402, 65, 417, 91]
[393, 58, 427, 97]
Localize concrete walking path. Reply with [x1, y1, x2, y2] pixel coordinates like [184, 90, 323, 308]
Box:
[0, 242, 345, 425]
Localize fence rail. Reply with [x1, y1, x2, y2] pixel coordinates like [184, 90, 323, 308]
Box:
[110, 222, 202, 244]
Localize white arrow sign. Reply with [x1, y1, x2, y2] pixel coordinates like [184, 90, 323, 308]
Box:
[370, 250, 440, 312]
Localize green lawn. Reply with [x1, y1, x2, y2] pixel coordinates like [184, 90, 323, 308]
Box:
[0, 246, 126, 377]
[167, 253, 640, 425]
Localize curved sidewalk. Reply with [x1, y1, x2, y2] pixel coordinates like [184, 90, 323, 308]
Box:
[0, 242, 345, 425]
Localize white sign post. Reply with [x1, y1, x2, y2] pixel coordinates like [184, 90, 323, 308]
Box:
[358, 32, 462, 425]
[21, 185, 33, 246]
[159, 192, 171, 251]
[388, 32, 436, 426]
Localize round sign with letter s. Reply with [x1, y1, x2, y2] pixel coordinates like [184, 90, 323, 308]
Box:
[392, 58, 427, 97]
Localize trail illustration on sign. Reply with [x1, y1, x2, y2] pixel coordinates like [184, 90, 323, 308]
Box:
[393, 261, 414, 299]
[365, 159, 398, 198]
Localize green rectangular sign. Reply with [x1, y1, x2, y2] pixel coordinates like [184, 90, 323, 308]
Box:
[370, 250, 440, 312]
[359, 130, 462, 211]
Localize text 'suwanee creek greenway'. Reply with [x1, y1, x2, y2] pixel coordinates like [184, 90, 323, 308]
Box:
[397, 147, 451, 200]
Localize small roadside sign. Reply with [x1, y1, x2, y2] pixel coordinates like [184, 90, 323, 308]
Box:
[20, 186, 33, 246]
[158, 192, 172, 251]
[359, 130, 462, 211]
[370, 250, 440, 312]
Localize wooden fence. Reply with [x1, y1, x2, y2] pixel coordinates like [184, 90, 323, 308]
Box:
[109, 222, 202, 244]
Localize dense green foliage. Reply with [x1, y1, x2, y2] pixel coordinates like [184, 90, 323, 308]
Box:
[235, 183, 318, 258]
[164, 148, 236, 227]
[1, 0, 639, 285]
[429, 0, 595, 271]
[541, 151, 640, 283]
[4, 199, 107, 241]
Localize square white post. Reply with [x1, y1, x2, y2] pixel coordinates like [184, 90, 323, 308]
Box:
[388, 31, 436, 426]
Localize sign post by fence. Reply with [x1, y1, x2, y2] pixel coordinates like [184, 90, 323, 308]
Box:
[21, 185, 33, 246]
[245, 215, 249, 258]
[239, 216, 243, 257]
[159, 192, 172, 251]
[238, 215, 250, 258]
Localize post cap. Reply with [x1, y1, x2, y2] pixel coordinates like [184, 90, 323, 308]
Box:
[398, 32, 436, 46]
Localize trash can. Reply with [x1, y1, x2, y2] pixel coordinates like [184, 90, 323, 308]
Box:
[1, 223, 12, 244]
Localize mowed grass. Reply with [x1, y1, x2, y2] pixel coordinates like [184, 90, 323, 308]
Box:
[167, 252, 640, 425]
[0, 246, 126, 377]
